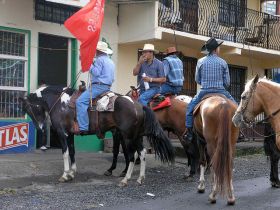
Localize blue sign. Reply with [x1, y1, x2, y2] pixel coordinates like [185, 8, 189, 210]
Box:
[0, 121, 36, 154]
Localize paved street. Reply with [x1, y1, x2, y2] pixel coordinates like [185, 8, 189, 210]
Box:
[0, 150, 279, 210]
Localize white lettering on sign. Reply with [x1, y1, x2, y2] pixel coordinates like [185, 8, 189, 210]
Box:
[0, 123, 29, 150]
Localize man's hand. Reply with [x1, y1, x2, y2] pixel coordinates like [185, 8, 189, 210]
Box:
[142, 76, 152, 82]
[138, 55, 147, 65]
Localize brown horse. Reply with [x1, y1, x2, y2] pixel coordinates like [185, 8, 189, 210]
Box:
[194, 95, 239, 205]
[233, 75, 280, 151]
[232, 75, 280, 188]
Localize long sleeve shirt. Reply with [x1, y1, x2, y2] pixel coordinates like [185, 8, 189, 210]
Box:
[195, 54, 230, 89]
[90, 54, 115, 85]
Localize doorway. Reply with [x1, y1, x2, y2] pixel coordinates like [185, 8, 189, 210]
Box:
[38, 33, 68, 86]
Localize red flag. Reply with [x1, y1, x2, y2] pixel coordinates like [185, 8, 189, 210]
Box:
[64, 0, 105, 72]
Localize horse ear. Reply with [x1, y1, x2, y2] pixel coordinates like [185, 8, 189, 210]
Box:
[252, 74, 259, 84]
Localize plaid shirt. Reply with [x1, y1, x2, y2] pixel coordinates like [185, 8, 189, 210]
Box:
[163, 55, 184, 86]
[195, 54, 230, 89]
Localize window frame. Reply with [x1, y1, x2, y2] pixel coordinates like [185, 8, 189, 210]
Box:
[0, 26, 31, 119]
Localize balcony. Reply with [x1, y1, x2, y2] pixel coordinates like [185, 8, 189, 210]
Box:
[158, 0, 280, 51]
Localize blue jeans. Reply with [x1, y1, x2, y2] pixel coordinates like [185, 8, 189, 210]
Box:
[76, 84, 110, 131]
[138, 87, 160, 106]
[185, 89, 236, 128]
[160, 83, 182, 95]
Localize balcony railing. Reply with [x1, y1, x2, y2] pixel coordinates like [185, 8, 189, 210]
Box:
[158, 0, 280, 51]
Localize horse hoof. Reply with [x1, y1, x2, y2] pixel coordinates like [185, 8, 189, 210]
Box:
[227, 199, 235, 206]
[271, 181, 280, 188]
[197, 188, 205, 194]
[119, 171, 126, 177]
[137, 177, 144, 185]
[58, 176, 69, 183]
[183, 175, 194, 182]
[118, 181, 128, 187]
[104, 171, 112, 176]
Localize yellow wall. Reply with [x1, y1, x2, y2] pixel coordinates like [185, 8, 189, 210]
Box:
[247, 0, 260, 11]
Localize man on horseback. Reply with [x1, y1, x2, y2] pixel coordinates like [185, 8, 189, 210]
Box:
[160, 46, 184, 95]
[133, 44, 166, 106]
[76, 41, 115, 135]
[183, 38, 236, 142]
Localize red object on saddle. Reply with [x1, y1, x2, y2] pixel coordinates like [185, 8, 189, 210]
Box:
[151, 97, 171, 111]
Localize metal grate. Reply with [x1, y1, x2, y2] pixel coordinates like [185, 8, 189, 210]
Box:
[0, 90, 25, 118]
[35, 0, 79, 24]
[0, 59, 25, 87]
[228, 65, 246, 103]
[0, 31, 25, 56]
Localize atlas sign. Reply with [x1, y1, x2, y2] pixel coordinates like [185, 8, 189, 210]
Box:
[0, 123, 29, 150]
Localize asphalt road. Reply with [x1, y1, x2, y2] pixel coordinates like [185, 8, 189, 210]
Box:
[0, 150, 279, 210]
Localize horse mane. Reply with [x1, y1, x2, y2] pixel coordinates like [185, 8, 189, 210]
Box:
[245, 76, 280, 92]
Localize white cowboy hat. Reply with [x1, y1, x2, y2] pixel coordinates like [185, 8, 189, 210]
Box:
[140, 43, 158, 53]
[96, 41, 113, 55]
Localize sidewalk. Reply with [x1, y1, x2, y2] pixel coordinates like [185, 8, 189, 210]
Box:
[172, 139, 264, 157]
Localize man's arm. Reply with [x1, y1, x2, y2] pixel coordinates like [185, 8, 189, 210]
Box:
[90, 58, 102, 77]
[223, 63, 230, 88]
[195, 60, 202, 85]
[133, 55, 145, 76]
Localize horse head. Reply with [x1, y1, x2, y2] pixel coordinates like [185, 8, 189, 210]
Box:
[19, 93, 49, 131]
[232, 74, 263, 127]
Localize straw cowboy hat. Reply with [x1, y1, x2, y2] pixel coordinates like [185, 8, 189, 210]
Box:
[165, 46, 177, 55]
[96, 41, 113, 55]
[201, 37, 223, 53]
[140, 43, 158, 53]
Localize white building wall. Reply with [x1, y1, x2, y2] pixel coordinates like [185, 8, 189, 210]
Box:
[0, 0, 118, 92]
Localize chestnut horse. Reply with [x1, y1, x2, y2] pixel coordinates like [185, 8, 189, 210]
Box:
[232, 74, 280, 187]
[194, 95, 239, 205]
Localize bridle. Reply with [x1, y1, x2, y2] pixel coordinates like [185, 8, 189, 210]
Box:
[23, 99, 48, 130]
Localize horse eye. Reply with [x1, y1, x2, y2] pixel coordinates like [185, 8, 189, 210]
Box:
[241, 95, 246, 100]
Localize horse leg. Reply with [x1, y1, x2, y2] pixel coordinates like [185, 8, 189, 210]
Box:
[67, 134, 76, 179]
[58, 133, 72, 182]
[227, 179, 235, 205]
[104, 131, 121, 176]
[119, 150, 138, 187]
[197, 143, 206, 193]
[120, 136, 129, 177]
[137, 148, 147, 185]
[208, 173, 217, 204]
[270, 155, 280, 188]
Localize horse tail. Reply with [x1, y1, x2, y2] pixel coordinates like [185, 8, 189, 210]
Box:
[142, 106, 175, 163]
[211, 103, 232, 195]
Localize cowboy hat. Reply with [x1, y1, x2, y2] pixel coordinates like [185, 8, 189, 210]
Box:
[165, 46, 177, 55]
[201, 38, 223, 53]
[140, 44, 158, 53]
[96, 41, 113, 55]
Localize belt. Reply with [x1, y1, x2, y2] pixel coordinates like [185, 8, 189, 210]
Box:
[92, 82, 111, 87]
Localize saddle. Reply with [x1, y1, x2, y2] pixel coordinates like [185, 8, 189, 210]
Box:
[149, 94, 172, 111]
[193, 93, 227, 116]
[70, 82, 117, 138]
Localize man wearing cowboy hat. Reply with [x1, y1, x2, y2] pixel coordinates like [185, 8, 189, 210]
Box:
[183, 37, 236, 142]
[133, 43, 166, 106]
[160, 46, 184, 95]
[76, 41, 115, 134]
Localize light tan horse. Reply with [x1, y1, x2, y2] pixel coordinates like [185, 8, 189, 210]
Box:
[233, 74, 280, 151]
[194, 95, 239, 205]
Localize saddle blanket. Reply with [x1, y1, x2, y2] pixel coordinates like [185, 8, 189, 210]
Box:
[96, 92, 118, 112]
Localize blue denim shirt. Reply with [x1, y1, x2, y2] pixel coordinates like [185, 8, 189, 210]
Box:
[195, 54, 230, 90]
[90, 54, 115, 85]
[163, 55, 184, 86]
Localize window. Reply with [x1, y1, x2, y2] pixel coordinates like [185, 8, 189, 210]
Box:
[228, 65, 246, 103]
[35, 0, 79, 24]
[0, 29, 29, 118]
[218, 0, 247, 27]
[261, 0, 280, 15]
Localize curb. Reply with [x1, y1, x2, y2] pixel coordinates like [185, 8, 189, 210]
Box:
[173, 141, 264, 158]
